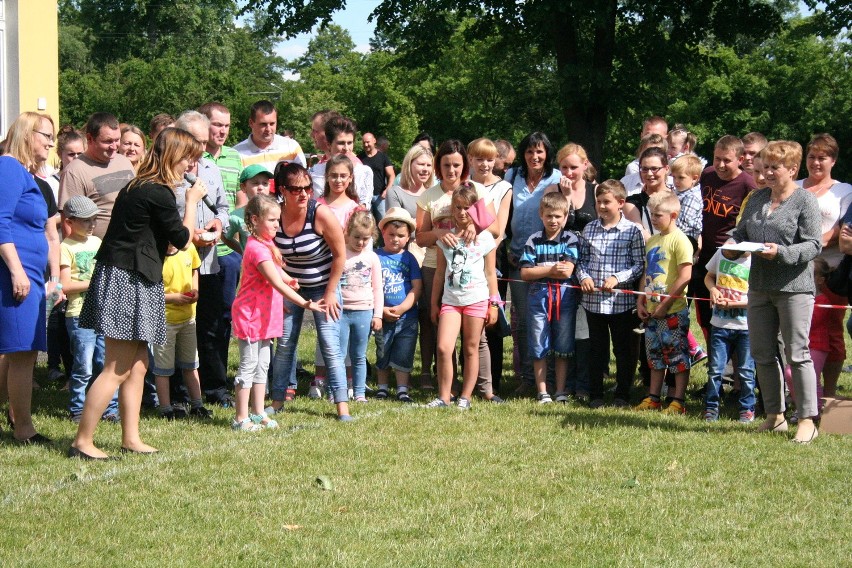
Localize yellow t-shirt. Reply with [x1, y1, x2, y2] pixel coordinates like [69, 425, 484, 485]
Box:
[60, 235, 101, 318]
[163, 244, 202, 324]
[643, 228, 693, 314]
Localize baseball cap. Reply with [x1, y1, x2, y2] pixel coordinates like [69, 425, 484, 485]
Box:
[239, 164, 273, 184]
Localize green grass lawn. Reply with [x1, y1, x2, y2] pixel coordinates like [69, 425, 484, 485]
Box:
[3, 321, 852, 566]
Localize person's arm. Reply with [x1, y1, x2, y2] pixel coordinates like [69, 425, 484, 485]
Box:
[314, 204, 345, 320]
[636, 270, 649, 321]
[370, 253, 384, 331]
[257, 260, 322, 312]
[494, 189, 512, 246]
[1, 243, 30, 302]
[650, 262, 692, 318]
[59, 264, 87, 295]
[45, 214, 62, 299]
[761, 195, 822, 264]
[484, 248, 499, 326]
[703, 270, 725, 307]
[415, 208, 451, 248]
[431, 249, 447, 325]
[612, 226, 647, 287]
[382, 164, 395, 198]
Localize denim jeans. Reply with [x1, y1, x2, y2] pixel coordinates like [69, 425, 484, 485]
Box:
[339, 309, 373, 398]
[375, 315, 418, 372]
[705, 325, 756, 412]
[271, 285, 347, 403]
[66, 316, 117, 416]
[371, 195, 386, 225]
[526, 282, 578, 359]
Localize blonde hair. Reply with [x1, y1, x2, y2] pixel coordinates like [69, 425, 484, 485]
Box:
[760, 140, 803, 170]
[400, 144, 435, 191]
[671, 154, 703, 178]
[556, 142, 588, 165]
[132, 127, 203, 189]
[345, 209, 377, 240]
[5, 111, 54, 172]
[596, 179, 627, 201]
[647, 190, 681, 215]
[467, 138, 498, 159]
[245, 194, 284, 266]
[636, 133, 668, 158]
[540, 191, 570, 215]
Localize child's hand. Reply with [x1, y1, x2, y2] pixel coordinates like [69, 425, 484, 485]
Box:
[439, 231, 459, 248]
[636, 301, 649, 321]
[548, 262, 572, 280]
[709, 286, 725, 306]
[485, 304, 498, 326]
[601, 276, 618, 292]
[650, 303, 668, 320]
[184, 289, 199, 304]
[288, 278, 300, 290]
[306, 298, 326, 313]
[383, 307, 400, 323]
[431, 303, 440, 325]
[457, 223, 478, 246]
[580, 277, 595, 293]
[371, 317, 382, 332]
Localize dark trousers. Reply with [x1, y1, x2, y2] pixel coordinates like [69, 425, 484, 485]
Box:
[217, 250, 242, 372]
[587, 310, 639, 401]
[47, 301, 72, 374]
[197, 273, 229, 402]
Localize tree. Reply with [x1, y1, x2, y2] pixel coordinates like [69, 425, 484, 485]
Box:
[242, 0, 786, 170]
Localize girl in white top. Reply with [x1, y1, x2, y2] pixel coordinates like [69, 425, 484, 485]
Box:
[428, 185, 499, 410]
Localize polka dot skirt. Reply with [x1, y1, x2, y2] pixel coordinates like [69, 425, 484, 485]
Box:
[80, 264, 167, 345]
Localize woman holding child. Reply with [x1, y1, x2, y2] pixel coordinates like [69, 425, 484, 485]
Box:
[69, 128, 206, 459]
[730, 140, 822, 443]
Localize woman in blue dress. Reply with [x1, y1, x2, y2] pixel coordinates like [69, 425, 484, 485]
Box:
[0, 112, 56, 444]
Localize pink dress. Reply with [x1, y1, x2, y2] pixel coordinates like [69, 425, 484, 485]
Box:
[231, 236, 285, 341]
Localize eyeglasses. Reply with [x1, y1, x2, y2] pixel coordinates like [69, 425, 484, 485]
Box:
[34, 130, 55, 143]
[284, 184, 313, 194]
[640, 166, 664, 174]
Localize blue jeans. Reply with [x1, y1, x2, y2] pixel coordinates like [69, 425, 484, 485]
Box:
[339, 309, 373, 398]
[271, 286, 347, 403]
[217, 250, 242, 371]
[705, 325, 756, 412]
[371, 195, 386, 225]
[66, 316, 117, 416]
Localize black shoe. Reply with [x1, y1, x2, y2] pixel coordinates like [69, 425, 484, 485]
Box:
[160, 410, 175, 420]
[17, 433, 52, 445]
[172, 405, 188, 419]
[68, 446, 119, 461]
[189, 406, 213, 419]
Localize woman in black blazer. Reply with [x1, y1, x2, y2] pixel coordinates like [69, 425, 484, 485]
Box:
[69, 128, 207, 460]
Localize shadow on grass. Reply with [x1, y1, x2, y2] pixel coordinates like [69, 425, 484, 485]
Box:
[525, 405, 752, 434]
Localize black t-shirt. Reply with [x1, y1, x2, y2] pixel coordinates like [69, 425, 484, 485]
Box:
[34, 175, 58, 217]
[358, 151, 393, 196]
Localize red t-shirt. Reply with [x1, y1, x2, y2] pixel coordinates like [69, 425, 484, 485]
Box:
[698, 168, 755, 265]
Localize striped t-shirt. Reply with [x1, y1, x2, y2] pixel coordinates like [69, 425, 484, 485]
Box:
[274, 200, 332, 288]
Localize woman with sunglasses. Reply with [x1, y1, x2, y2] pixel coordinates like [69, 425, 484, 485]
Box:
[267, 162, 352, 421]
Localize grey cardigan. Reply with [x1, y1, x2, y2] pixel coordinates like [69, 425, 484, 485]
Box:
[731, 187, 821, 293]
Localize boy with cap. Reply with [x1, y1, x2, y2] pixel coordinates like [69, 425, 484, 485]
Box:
[60, 195, 119, 423]
[223, 165, 274, 254]
[374, 208, 422, 402]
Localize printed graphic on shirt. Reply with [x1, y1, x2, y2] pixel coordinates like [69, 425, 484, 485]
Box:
[341, 260, 373, 292]
[447, 246, 471, 289]
[73, 250, 97, 281]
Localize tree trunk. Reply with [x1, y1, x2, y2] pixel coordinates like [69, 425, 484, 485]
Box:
[550, 0, 617, 176]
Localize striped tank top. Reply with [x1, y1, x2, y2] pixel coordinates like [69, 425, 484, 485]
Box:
[274, 200, 332, 288]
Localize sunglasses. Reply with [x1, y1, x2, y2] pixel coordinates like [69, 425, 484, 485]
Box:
[284, 184, 312, 194]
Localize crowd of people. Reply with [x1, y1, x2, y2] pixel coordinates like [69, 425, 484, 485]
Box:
[1, 102, 848, 458]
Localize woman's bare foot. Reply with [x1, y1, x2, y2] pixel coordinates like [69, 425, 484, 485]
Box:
[756, 413, 788, 433]
[792, 418, 818, 444]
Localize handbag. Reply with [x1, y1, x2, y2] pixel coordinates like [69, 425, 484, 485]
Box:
[468, 197, 496, 233]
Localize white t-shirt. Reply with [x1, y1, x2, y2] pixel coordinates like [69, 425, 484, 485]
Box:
[705, 249, 750, 330]
[795, 179, 852, 268]
[436, 230, 495, 307]
[416, 181, 490, 268]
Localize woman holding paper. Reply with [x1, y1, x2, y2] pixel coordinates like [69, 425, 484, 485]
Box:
[729, 140, 822, 443]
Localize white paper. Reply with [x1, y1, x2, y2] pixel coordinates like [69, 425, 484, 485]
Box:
[720, 241, 767, 252]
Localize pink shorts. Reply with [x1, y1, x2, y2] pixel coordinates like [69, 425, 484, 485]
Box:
[440, 300, 489, 319]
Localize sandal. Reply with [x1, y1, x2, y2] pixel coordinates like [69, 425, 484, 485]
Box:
[250, 413, 279, 429]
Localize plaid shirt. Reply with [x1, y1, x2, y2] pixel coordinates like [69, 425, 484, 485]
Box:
[675, 186, 703, 239]
[577, 214, 645, 314]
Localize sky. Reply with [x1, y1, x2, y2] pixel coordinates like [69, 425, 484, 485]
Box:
[274, 0, 381, 63]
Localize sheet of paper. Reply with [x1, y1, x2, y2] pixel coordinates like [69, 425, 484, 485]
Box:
[720, 241, 767, 252]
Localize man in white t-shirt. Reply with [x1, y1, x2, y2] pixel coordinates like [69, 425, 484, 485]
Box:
[233, 100, 306, 172]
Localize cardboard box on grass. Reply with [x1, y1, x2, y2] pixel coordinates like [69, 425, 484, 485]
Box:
[819, 397, 852, 435]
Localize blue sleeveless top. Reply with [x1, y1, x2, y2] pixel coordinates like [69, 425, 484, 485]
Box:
[274, 199, 332, 288]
